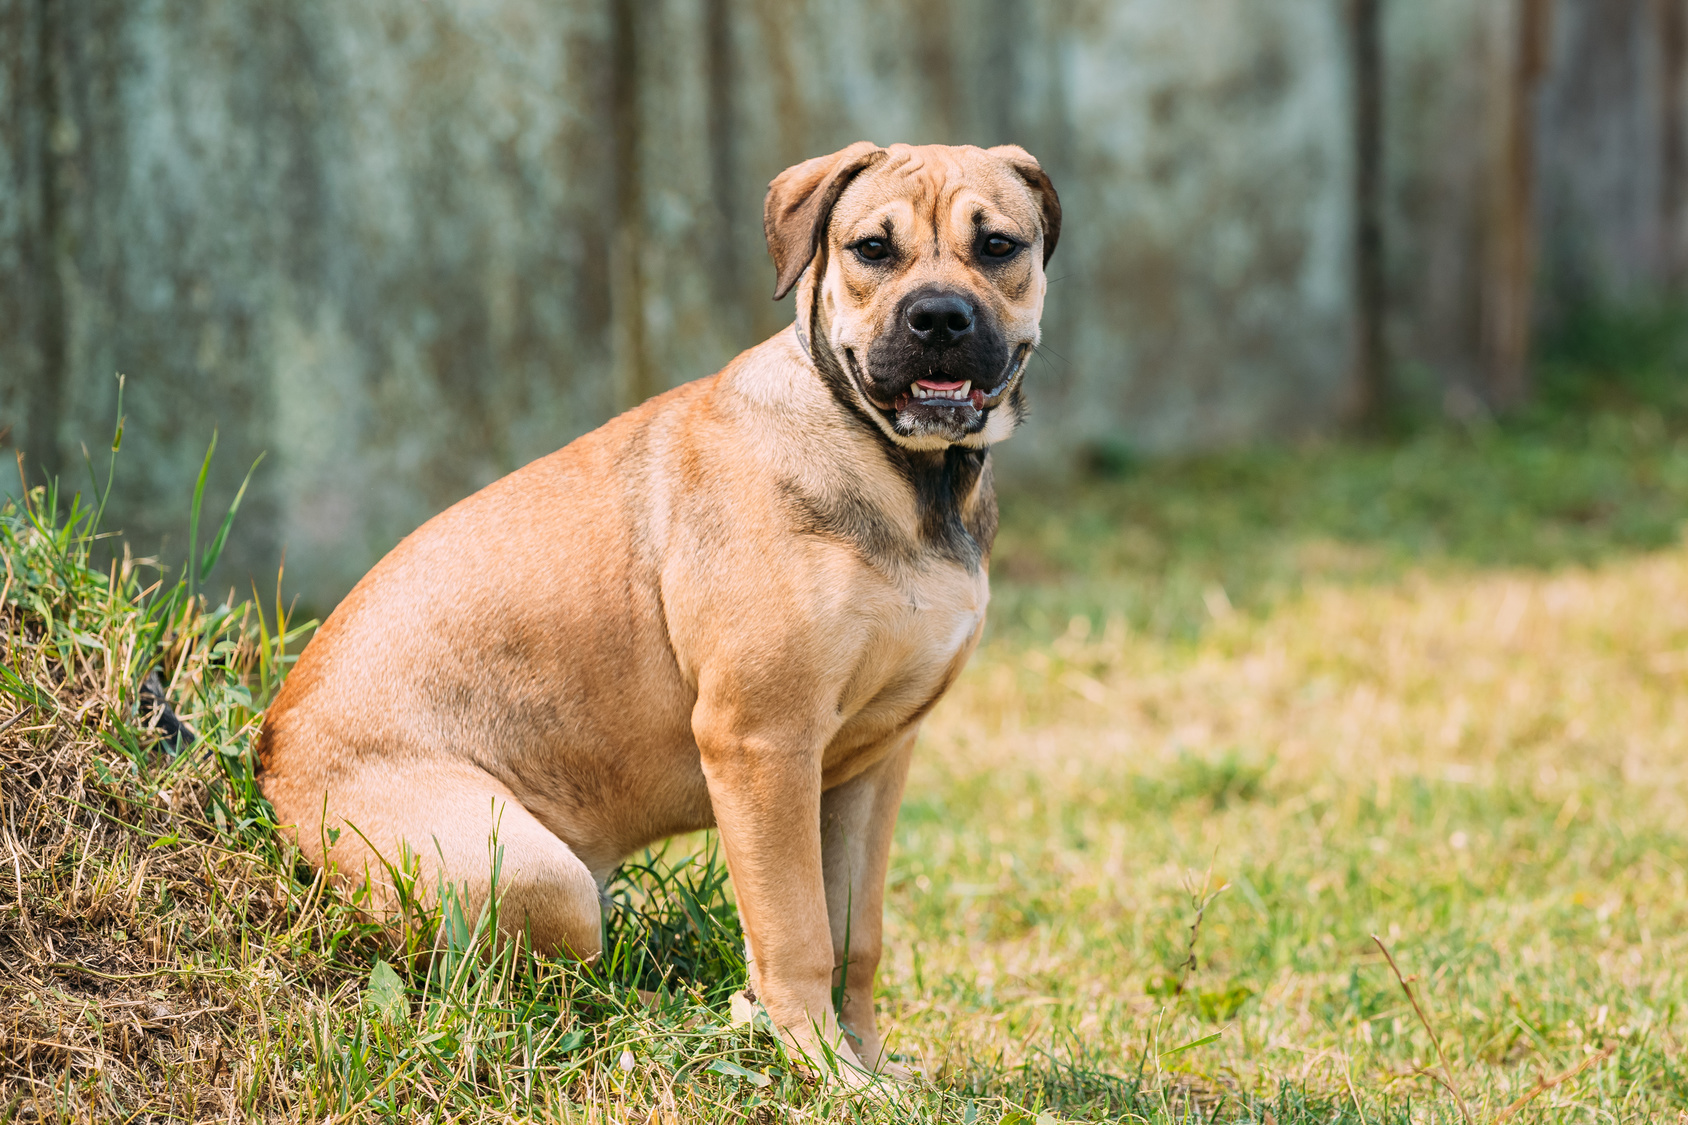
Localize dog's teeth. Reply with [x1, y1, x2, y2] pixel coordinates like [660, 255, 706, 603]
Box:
[910, 381, 976, 402]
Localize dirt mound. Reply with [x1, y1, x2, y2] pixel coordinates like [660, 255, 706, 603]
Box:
[0, 492, 332, 1122]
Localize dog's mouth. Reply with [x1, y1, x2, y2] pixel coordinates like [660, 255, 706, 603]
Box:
[843, 344, 1030, 430]
[896, 377, 977, 411]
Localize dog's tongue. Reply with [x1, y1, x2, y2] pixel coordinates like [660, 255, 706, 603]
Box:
[916, 379, 968, 391]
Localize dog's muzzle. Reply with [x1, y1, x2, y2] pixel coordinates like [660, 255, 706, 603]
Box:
[844, 343, 1030, 439]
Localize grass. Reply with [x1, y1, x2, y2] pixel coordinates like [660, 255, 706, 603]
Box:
[3, 307, 1687, 1121]
[995, 305, 1688, 646]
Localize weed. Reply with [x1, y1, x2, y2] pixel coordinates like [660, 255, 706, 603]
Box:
[1373, 934, 1475, 1124]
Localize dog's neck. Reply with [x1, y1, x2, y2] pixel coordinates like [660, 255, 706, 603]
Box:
[767, 319, 999, 573]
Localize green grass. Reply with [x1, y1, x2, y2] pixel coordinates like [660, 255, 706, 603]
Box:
[995, 304, 1688, 646]
[3, 310, 1687, 1121]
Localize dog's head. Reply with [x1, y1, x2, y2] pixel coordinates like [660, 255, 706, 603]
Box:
[766, 143, 1060, 450]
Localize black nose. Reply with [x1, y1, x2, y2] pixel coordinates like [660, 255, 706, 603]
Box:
[905, 295, 975, 346]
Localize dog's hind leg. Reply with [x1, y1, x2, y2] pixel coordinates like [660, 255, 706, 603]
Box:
[274, 757, 603, 959]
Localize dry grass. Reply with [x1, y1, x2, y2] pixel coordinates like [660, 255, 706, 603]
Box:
[953, 543, 1688, 805]
[0, 483, 348, 1121]
[884, 543, 1688, 1117]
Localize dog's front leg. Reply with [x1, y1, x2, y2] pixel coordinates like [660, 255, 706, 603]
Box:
[694, 709, 863, 1075]
[821, 728, 916, 1079]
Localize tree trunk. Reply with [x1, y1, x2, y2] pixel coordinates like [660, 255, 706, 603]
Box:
[1350, 0, 1390, 429]
[610, 0, 651, 413]
[1483, 0, 1550, 410]
[1658, 0, 1687, 290]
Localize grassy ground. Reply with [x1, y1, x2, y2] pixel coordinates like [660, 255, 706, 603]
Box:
[3, 312, 1687, 1121]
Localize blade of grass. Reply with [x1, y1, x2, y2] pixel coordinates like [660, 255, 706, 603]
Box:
[186, 430, 218, 607]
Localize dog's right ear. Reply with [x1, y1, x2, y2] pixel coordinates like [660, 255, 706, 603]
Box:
[764, 142, 885, 300]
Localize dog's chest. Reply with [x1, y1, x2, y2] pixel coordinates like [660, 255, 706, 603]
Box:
[825, 563, 987, 770]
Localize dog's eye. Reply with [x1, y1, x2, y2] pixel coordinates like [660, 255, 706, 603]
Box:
[853, 238, 890, 262]
[982, 235, 1018, 259]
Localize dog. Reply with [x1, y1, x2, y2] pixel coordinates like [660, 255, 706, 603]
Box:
[257, 141, 1059, 1079]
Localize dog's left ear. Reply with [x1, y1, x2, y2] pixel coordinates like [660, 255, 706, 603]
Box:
[988, 145, 1062, 266]
[765, 141, 886, 300]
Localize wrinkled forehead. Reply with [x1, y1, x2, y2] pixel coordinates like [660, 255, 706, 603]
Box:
[831, 145, 1041, 241]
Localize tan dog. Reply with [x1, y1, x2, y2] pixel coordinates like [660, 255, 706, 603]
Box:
[257, 142, 1059, 1078]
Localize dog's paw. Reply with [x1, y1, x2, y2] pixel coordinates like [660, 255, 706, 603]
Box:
[871, 1058, 920, 1083]
[772, 1028, 869, 1087]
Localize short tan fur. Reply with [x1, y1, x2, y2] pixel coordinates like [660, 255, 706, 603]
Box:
[259, 142, 1059, 1080]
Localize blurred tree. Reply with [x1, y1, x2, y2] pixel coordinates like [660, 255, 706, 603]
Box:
[611, 0, 653, 414]
[1350, 0, 1391, 430]
[1482, 0, 1550, 410]
[1660, 0, 1687, 291]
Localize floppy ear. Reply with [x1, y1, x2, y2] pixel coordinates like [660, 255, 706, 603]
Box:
[764, 141, 885, 300]
[988, 145, 1062, 266]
